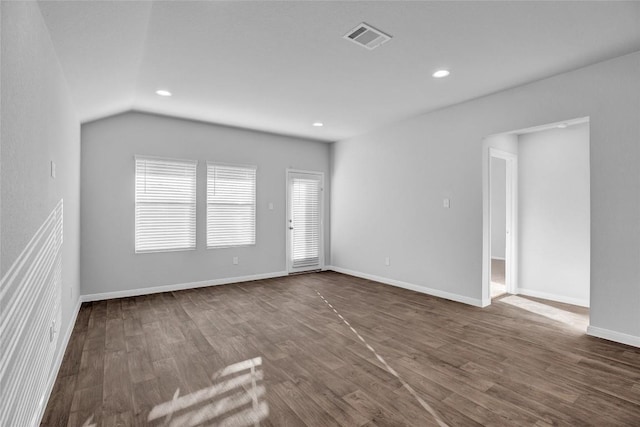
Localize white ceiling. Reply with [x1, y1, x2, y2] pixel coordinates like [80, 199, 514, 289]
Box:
[38, 1, 640, 142]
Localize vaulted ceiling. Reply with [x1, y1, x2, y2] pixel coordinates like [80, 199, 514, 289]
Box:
[38, 1, 640, 142]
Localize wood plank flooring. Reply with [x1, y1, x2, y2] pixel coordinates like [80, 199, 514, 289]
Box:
[41, 272, 640, 426]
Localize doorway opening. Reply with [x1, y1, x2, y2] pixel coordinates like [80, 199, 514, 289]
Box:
[488, 149, 517, 301]
[490, 155, 507, 298]
[482, 117, 590, 316]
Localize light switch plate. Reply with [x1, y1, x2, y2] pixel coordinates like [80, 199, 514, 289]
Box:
[443, 198, 450, 208]
[50, 161, 56, 178]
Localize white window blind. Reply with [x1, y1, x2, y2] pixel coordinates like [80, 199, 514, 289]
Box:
[291, 178, 320, 268]
[207, 163, 256, 248]
[135, 156, 197, 253]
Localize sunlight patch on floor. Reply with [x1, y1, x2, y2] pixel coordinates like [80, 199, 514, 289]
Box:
[491, 282, 506, 298]
[81, 415, 97, 427]
[148, 357, 268, 427]
[500, 295, 588, 331]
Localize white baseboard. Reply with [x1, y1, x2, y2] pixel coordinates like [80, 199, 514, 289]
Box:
[327, 266, 484, 307]
[587, 325, 640, 348]
[35, 296, 83, 426]
[81, 271, 289, 302]
[516, 288, 589, 307]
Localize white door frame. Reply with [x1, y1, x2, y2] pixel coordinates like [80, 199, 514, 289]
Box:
[285, 169, 325, 274]
[482, 148, 518, 306]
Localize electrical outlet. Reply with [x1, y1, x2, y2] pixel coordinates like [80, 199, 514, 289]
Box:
[443, 198, 450, 208]
[233, 256, 239, 265]
[385, 257, 390, 266]
[49, 321, 56, 342]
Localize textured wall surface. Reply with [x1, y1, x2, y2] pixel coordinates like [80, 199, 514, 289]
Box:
[81, 112, 330, 296]
[1, 1, 81, 422]
[518, 123, 590, 306]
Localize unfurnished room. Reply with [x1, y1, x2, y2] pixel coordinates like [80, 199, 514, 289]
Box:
[1, 1, 640, 426]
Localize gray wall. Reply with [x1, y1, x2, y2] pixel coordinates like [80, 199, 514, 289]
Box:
[518, 123, 590, 306]
[490, 157, 506, 259]
[81, 112, 330, 296]
[1, 0, 81, 414]
[331, 52, 640, 339]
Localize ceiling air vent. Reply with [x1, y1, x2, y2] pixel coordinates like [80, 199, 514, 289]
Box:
[343, 23, 392, 50]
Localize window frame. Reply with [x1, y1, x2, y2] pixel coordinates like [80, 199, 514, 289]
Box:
[206, 162, 257, 249]
[134, 155, 198, 254]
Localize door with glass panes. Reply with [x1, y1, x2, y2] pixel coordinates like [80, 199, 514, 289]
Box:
[286, 170, 323, 273]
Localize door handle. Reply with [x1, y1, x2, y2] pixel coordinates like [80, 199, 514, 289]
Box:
[289, 226, 294, 230]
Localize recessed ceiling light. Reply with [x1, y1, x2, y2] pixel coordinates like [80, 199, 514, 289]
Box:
[312, 122, 324, 127]
[557, 123, 568, 128]
[155, 89, 172, 97]
[432, 70, 450, 78]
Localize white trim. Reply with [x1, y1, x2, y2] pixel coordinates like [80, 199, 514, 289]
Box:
[286, 168, 323, 175]
[483, 146, 518, 305]
[205, 160, 258, 170]
[81, 271, 288, 302]
[516, 288, 589, 308]
[327, 266, 484, 307]
[508, 116, 589, 136]
[35, 297, 82, 426]
[587, 325, 640, 348]
[490, 256, 506, 261]
[491, 148, 518, 296]
[134, 154, 198, 165]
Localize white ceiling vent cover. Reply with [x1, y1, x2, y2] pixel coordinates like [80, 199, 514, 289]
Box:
[344, 23, 392, 50]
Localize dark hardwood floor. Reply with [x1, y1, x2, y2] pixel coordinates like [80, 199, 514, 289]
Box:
[41, 271, 640, 426]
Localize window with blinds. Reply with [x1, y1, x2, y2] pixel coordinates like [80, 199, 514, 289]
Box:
[135, 156, 197, 253]
[291, 177, 321, 269]
[207, 163, 256, 248]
